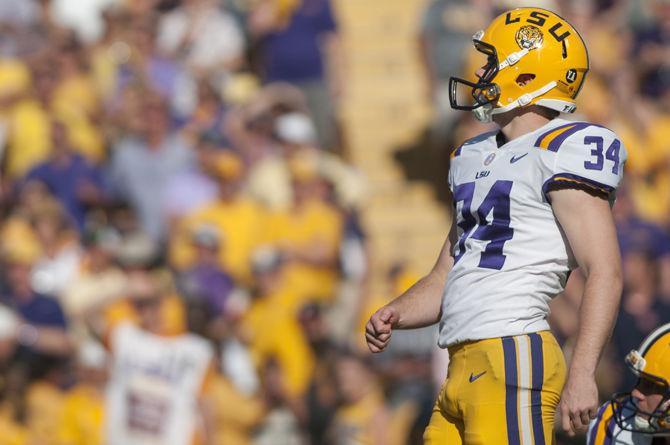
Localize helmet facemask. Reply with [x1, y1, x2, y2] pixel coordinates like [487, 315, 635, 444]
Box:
[611, 390, 670, 435]
[449, 36, 501, 123]
[611, 351, 670, 436]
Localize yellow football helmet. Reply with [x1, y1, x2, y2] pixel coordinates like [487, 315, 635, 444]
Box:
[612, 323, 670, 434]
[449, 8, 589, 122]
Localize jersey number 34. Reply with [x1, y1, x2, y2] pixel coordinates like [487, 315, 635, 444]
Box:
[453, 180, 514, 270]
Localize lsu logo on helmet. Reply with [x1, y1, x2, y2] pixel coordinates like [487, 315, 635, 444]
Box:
[515, 25, 544, 50]
[449, 8, 589, 122]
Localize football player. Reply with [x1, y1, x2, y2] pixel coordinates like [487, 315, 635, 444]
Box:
[365, 7, 628, 444]
[588, 323, 670, 445]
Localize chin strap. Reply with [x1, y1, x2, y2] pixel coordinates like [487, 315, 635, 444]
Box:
[498, 48, 531, 70]
[626, 349, 647, 375]
[492, 81, 558, 114]
[473, 81, 558, 122]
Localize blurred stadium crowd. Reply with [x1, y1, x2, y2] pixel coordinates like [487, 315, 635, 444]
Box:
[0, 0, 668, 444]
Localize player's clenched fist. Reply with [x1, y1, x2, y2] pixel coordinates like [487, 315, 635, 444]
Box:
[559, 371, 599, 436]
[365, 306, 399, 353]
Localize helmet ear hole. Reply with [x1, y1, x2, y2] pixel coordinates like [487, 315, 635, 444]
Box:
[516, 73, 536, 86]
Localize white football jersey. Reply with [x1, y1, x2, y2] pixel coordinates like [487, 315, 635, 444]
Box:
[438, 118, 626, 347]
[106, 323, 213, 445]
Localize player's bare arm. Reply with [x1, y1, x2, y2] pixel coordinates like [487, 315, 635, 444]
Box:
[365, 219, 456, 353]
[549, 188, 623, 436]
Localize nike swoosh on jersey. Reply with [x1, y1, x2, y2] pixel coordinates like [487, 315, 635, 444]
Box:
[510, 153, 529, 163]
[469, 371, 487, 382]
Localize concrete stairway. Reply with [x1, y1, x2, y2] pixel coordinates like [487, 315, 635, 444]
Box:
[334, 0, 452, 294]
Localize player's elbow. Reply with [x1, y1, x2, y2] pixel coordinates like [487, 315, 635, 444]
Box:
[585, 262, 623, 301]
[608, 270, 623, 303]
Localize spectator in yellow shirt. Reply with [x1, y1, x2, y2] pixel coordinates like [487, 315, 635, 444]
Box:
[328, 350, 390, 445]
[24, 379, 66, 445]
[267, 153, 343, 304]
[50, 42, 105, 163]
[4, 56, 104, 181]
[242, 248, 314, 398]
[0, 414, 27, 445]
[57, 340, 107, 445]
[203, 373, 266, 445]
[170, 151, 266, 283]
[4, 66, 53, 180]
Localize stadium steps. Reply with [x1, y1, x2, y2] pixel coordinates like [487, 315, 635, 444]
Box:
[334, 0, 451, 293]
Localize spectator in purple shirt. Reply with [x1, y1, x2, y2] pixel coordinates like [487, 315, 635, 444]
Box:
[249, 0, 341, 149]
[22, 120, 107, 231]
[0, 251, 73, 380]
[179, 224, 236, 317]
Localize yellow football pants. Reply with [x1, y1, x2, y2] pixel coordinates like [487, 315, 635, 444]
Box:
[424, 331, 566, 445]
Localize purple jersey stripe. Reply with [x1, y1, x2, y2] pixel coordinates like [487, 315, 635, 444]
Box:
[541, 173, 615, 202]
[603, 411, 618, 445]
[529, 333, 546, 445]
[534, 122, 578, 148]
[546, 122, 592, 152]
[502, 337, 521, 445]
[534, 122, 606, 152]
[588, 403, 609, 444]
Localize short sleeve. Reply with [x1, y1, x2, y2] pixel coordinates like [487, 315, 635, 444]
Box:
[542, 124, 626, 200]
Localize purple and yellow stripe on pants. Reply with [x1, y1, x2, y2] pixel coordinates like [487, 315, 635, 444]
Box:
[502, 333, 550, 445]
